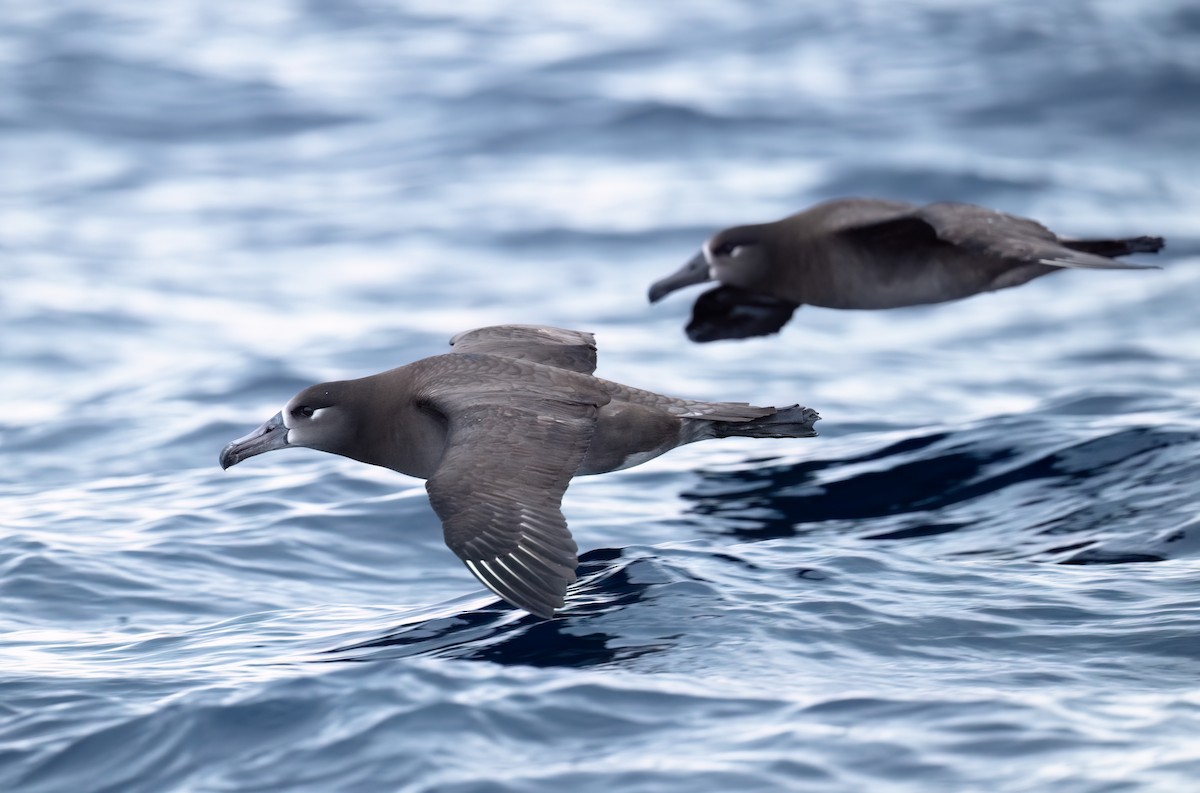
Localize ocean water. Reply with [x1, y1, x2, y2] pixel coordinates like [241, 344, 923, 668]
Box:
[3, 1, 1200, 791]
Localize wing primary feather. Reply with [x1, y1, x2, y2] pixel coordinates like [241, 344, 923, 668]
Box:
[464, 559, 522, 608]
[492, 555, 562, 612]
[459, 532, 517, 559]
[507, 546, 577, 589]
[1038, 257, 1160, 270]
[466, 559, 557, 618]
[517, 517, 578, 548]
[516, 532, 576, 563]
[513, 544, 578, 581]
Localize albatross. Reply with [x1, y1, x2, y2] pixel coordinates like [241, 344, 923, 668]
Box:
[649, 198, 1164, 341]
[219, 324, 820, 618]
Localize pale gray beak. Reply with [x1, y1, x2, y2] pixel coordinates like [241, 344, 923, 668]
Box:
[220, 411, 288, 470]
[648, 252, 711, 303]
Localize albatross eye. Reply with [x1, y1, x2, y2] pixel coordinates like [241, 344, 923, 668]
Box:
[295, 406, 314, 418]
[713, 242, 743, 257]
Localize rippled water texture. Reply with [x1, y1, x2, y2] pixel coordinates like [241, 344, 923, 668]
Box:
[3, 1, 1200, 791]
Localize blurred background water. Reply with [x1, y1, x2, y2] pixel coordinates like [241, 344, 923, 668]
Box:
[3, 1, 1199, 791]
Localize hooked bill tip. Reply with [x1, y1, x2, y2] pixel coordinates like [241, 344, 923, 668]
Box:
[218, 411, 288, 471]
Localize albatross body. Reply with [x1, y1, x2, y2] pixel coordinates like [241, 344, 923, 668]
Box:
[220, 325, 819, 618]
[649, 198, 1164, 341]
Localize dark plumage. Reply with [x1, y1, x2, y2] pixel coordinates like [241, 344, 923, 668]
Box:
[649, 198, 1164, 341]
[220, 325, 819, 618]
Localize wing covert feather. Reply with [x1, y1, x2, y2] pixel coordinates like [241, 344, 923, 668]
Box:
[449, 325, 598, 374]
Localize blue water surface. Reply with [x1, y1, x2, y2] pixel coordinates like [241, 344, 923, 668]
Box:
[3, 1, 1200, 791]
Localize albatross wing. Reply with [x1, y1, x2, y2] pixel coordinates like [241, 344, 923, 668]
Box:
[420, 352, 611, 617]
[913, 202, 1160, 270]
[449, 324, 599, 374]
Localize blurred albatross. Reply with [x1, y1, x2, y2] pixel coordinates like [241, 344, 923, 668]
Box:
[649, 198, 1164, 341]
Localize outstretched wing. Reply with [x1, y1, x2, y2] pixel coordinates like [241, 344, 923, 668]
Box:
[844, 202, 1156, 271]
[450, 325, 598, 374]
[421, 356, 610, 618]
[920, 202, 1135, 268]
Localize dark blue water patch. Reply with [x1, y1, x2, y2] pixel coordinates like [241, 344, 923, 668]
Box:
[184, 359, 330, 405]
[0, 417, 117, 455]
[3, 659, 837, 793]
[1049, 354, 1175, 374]
[963, 62, 1200, 141]
[816, 166, 1054, 208]
[7, 306, 153, 333]
[0, 550, 185, 623]
[684, 429, 1018, 534]
[14, 51, 359, 140]
[537, 43, 677, 76]
[12, 686, 334, 793]
[486, 226, 714, 253]
[863, 521, 969, 541]
[1063, 518, 1200, 564]
[679, 413, 1200, 559]
[296, 0, 437, 30]
[581, 106, 820, 160]
[604, 101, 796, 134]
[441, 85, 817, 158]
[323, 549, 663, 668]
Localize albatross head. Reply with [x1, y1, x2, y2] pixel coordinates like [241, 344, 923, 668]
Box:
[219, 382, 358, 469]
[648, 226, 767, 303]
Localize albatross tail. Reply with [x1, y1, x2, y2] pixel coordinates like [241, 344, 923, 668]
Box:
[1062, 236, 1165, 259]
[1038, 234, 1164, 270]
[709, 405, 820, 439]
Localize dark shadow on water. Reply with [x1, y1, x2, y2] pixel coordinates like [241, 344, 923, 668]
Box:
[680, 420, 1200, 557]
[684, 427, 1019, 542]
[319, 549, 669, 668]
[1062, 519, 1200, 565]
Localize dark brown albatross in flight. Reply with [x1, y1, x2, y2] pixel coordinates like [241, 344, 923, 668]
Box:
[220, 325, 819, 618]
[649, 198, 1164, 341]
